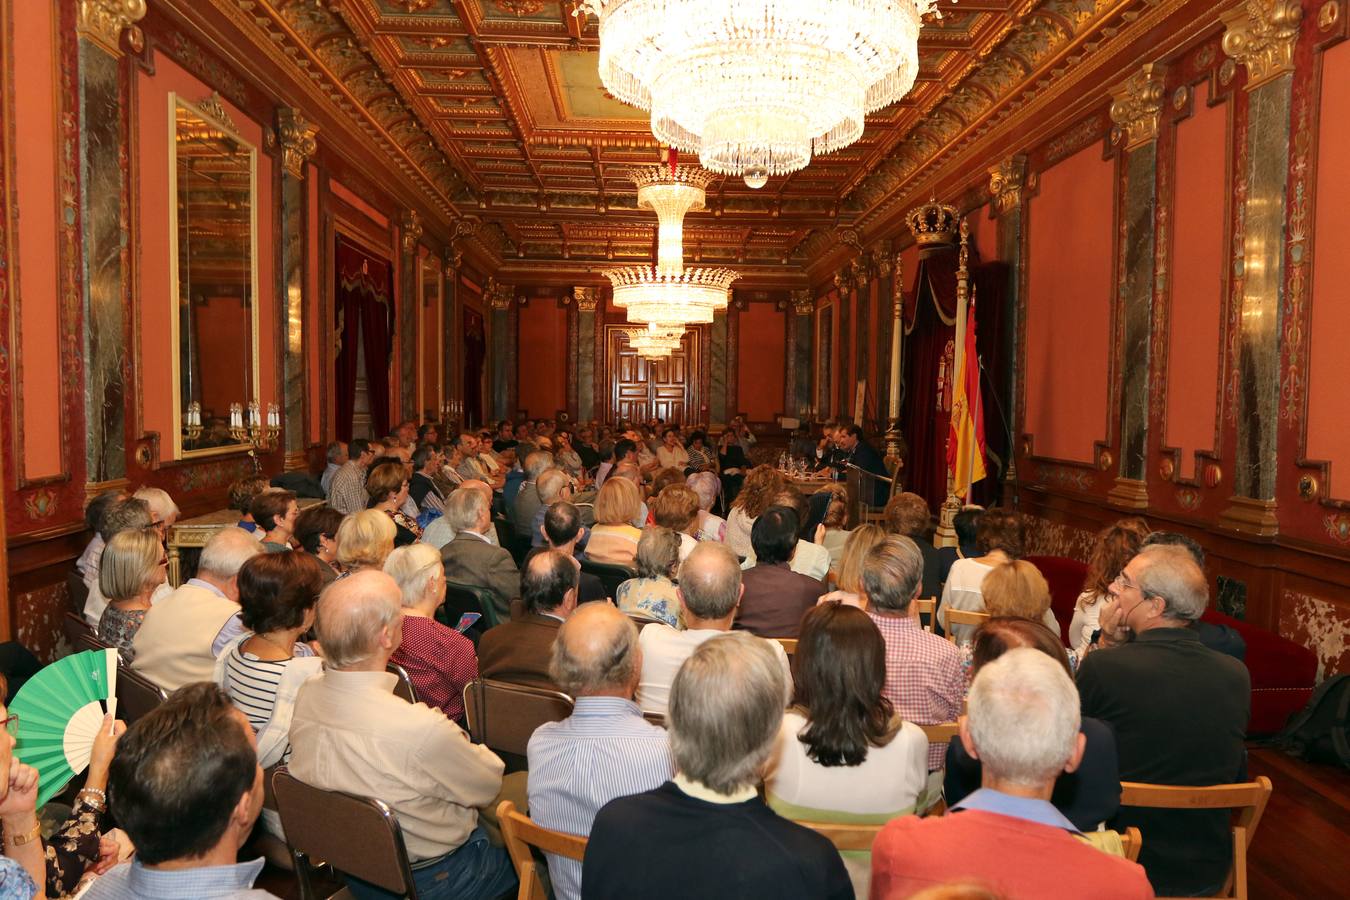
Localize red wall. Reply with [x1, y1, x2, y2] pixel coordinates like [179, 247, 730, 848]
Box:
[516, 299, 567, 418]
[1024, 144, 1114, 463]
[738, 302, 787, 421]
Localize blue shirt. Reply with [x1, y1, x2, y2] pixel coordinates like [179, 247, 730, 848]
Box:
[0, 858, 35, 900]
[951, 787, 1081, 832]
[526, 697, 673, 900]
[84, 858, 276, 899]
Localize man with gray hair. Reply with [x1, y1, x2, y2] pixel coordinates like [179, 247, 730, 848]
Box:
[512, 450, 556, 537]
[83, 497, 164, 626]
[1078, 543, 1249, 896]
[862, 535, 966, 770]
[289, 571, 515, 899]
[871, 649, 1152, 897]
[529, 468, 573, 548]
[441, 484, 519, 622]
[584, 632, 850, 900]
[421, 480, 498, 551]
[131, 527, 264, 691]
[636, 542, 788, 716]
[527, 603, 672, 900]
[477, 549, 578, 690]
[320, 440, 348, 495]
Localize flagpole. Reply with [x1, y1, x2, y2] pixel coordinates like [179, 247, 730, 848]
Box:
[937, 218, 970, 547]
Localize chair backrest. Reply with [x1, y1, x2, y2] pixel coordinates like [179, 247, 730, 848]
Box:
[463, 679, 574, 757]
[919, 721, 959, 744]
[914, 598, 936, 633]
[580, 559, 637, 599]
[442, 579, 503, 629]
[498, 800, 588, 900]
[63, 612, 93, 648]
[273, 768, 418, 899]
[387, 662, 418, 704]
[797, 819, 886, 853]
[66, 569, 90, 617]
[943, 608, 990, 644]
[1120, 826, 1142, 863]
[642, 710, 666, 728]
[115, 666, 168, 725]
[773, 637, 798, 657]
[1119, 777, 1273, 900]
[77, 631, 110, 654]
[624, 611, 665, 630]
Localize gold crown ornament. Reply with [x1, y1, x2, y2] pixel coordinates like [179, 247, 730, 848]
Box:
[905, 197, 959, 247]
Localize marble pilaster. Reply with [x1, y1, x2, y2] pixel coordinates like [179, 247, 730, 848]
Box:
[276, 108, 317, 469]
[991, 160, 1026, 504]
[574, 287, 598, 422]
[488, 280, 513, 421]
[790, 291, 814, 417]
[398, 210, 422, 424]
[816, 306, 832, 418]
[709, 309, 729, 424]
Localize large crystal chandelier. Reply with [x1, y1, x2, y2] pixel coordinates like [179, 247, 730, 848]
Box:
[581, 0, 935, 182]
[605, 266, 739, 326]
[632, 164, 716, 275]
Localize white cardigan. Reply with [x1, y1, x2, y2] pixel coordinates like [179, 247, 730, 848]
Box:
[213, 634, 323, 769]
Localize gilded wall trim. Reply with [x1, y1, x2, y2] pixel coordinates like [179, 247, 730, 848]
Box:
[76, 0, 146, 57]
[1109, 63, 1169, 150]
[1222, 0, 1304, 90]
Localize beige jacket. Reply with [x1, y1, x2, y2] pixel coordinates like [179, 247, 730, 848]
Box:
[130, 582, 240, 691]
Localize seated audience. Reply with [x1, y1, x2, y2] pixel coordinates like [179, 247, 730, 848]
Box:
[739, 489, 830, 580]
[440, 487, 519, 622]
[334, 508, 396, 576]
[287, 570, 514, 900]
[649, 485, 700, 560]
[686, 472, 726, 542]
[384, 544, 478, 724]
[684, 430, 717, 473]
[871, 650, 1152, 899]
[251, 489, 299, 552]
[228, 476, 271, 537]
[585, 478, 644, 565]
[512, 450, 555, 537]
[527, 604, 673, 900]
[655, 427, 689, 470]
[735, 507, 825, 638]
[76, 489, 128, 584]
[293, 504, 345, 582]
[818, 523, 885, 607]
[133, 487, 181, 540]
[607, 463, 650, 526]
[864, 535, 966, 770]
[940, 507, 1025, 643]
[725, 465, 785, 559]
[409, 444, 448, 515]
[88, 683, 274, 900]
[320, 440, 348, 495]
[1079, 544, 1250, 896]
[818, 488, 851, 573]
[716, 430, 750, 508]
[421, 480, 497, 550]
[1140, 531, 1247, 660]
[884, 492, 942, 599]
[132, 528, 263, 692]
[765, 603, 929, 898]
[97, 527, 166, 663]
[0, 685, 49, 896]
[649, 466, 686, 498]
[637, 543, 789, 715]
[584, 632, 851, 900]
[477, 550, 577, 690]
[615, 527, 683, 628]
[367, 461, 421, 547]
[935, 505, 984, 586]
[553, 430, 585, 479]
[327, 438, 374, 516]
[943, 618, 1121, 831]
[84, 497, 158, 626]
[981, 560, 1062, 638]
[529, 468, 573, 548]
[1069, 518, 1151, 652]
[534, 501, 606, 603]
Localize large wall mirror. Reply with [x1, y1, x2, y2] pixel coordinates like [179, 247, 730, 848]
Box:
[169, 92, 259, 458]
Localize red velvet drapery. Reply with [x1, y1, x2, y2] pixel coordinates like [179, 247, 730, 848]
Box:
[335, 236, 394, 441]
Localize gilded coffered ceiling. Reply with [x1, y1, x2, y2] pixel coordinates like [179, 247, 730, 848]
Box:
[238, 0, 1148, 276]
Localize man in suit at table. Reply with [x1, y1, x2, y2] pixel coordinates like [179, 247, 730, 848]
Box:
[440, 486, 520, 624]
[478, 550, 578, 691]
[834, 423, 890, 506]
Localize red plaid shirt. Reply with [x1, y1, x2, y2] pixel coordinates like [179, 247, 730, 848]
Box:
[868, 611, 968, 770]
[391, 615, 478, 723]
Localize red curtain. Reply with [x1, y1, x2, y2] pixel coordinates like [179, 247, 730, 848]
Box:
[335, 237, 394, 441]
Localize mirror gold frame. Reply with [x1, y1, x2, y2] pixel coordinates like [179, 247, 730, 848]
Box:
[167, 92, 261, 460]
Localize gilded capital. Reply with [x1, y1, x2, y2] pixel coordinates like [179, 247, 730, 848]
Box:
[487, 279, 514, 310]
[873, 246, 893, 279]
[1109, 63, 1169, 150]
[276, 109, 318, 179]
[401, 210, 423, 255]
[791, 290, 814, 316]
[77, 0, 146, 57]
[988, 155, 1028, 215]
[573, 286, 599, 311]
[1222, 0, 1303, 90]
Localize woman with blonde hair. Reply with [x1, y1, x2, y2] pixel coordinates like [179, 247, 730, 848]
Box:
[981, 559, 1061, 637]
[939, 507, 1025, 644]
[649, 484, 701, 561]
[334, 509, 396, 575]
[725, 464, 786, 559]
[1068, 517, 1150, 652]
[819, 524, 886, 607]
[586, 477, 644, 564]
[97, 527, 167, 662]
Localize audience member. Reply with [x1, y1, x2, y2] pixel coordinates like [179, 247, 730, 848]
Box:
[367, 461, 421, 547]
[133, 487, 181, 540]
[935, 505, 984, 585]
[96, 527, 166, 663]
[585, 478, 643, 565]
[0, 686, 51, 896]
[410, 444, 448, 515]
[943, 618, 1121, 831]
[686, 472, 727, 542]
[533, 501, 606, 603]
[384, 544, 478, 724]
[817, 488, 851, 572]
[863, 535, 966, 770]
[1140, 531, 1246, 660]
[615, 527, 683, 628]
[637, 543, 789, 715]
[440, 487, 519, 622]
[334, 508, 396, 576]
[884, 492, 942, 599]
[512, 450, 555, 537]
[227, 476, 271, 538]
[817, 523, 885, 607]
[251, 489, 299, 552]
[684, 430, 716, 473]
[76, 488, 128, 584]
[1078, 544, 1250, 896]
[739, 489, 830, 580]
[293, 504, 345, 582]
[940, 507, 1025, 643]
[528, 603, 673, 900]
[870, 650, 1151, 899]
[477, 550, 577, 690]
[1069, 518, 1151, 652]
[327, 438, 375, 515]
[765, 603, 929, 898]
[655, 428, 689, 470]
[529, 468, 574, 548]
[981, 560, 1062, 638]
[132, 528, 263, 692]
[288, 571, 515, 900]
[553, 430, 585, 479]
[421, 480, 497, 551]
[716, 430, 750, 507]
[320, 441, 348, 495]
[735, 507, 824, 638]
[725, 465, 785, 559]
[584, 632, 851, 900]
[89, 683, 274, 900]
[84, 497, 160, 626]
[649, 485, 700, 561]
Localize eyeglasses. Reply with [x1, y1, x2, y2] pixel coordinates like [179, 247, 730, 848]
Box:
[2, 714, 18, 737]
[1111, 572, 1141, 593]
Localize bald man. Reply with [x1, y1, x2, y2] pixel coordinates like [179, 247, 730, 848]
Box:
[526, 604, 673, 900]
[288, 571, 516, 899]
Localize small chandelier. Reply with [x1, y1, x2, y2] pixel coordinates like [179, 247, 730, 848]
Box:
[604, 265, 738, 325]
[632, 163, 715, 276]
[624, 325, 685, 357]
[581, 0, 936, 181]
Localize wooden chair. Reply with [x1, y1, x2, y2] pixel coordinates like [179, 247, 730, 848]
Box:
[919, 721, 960, 744]
[76, 631, 110, 654]
[624, 611, 666, 630]
[462, 679, 574, 758]
[1118, 776, 1273, 900]
[497, 799, 588, 900]
[115, 666, 167, 725]
[943, 608, 990, 644]
[386, 662, 418, 704]
[580, 559, 637, 600]
[773, 637, 798, 657]
[273, 768, 419, 899]
[62, 612, 93, 649]
[1119, 826, 1142, 863]
[441, 580, 503, 631]
[797, 819, 886, 853]
[914, 597, 936, 633]
[642, 710, 666, 728]
[65, 569, 90, 618]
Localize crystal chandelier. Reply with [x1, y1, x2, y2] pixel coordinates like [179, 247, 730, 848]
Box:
[632, 164, 715, 275]
[624, 325, 685, 358]
[581, 0, 935, 181]
[604, 265, 739, 325]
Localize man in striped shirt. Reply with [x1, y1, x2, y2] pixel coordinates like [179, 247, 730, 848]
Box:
[527, 602, 672, 900]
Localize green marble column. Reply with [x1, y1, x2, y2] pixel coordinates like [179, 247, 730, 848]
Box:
[487, 280, 513, 421]
[790, 291, 814, 418]
[276, 109, 317, 469]
[989, 157, 1026, 501]
[399, 211, 422, 425]
[574, 287, 598, 422]
[709, 309, 729, 425]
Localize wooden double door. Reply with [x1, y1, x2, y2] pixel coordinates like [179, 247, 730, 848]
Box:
[605, 325, 701, 424]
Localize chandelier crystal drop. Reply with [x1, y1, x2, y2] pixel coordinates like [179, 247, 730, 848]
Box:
[604, 265, 738, 326]
[632, 164, 715, 276]
[583, 0, 935, 178]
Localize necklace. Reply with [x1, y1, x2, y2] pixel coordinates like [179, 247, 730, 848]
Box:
[248, 632, 295, 660]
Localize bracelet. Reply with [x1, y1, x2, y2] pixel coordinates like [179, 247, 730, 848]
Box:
[6, 820, 41, 846]
[80, 786, 107, 802]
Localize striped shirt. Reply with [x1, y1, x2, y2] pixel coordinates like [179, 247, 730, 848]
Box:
[221, 642, 315, 745]
[526, 697, 673, 900]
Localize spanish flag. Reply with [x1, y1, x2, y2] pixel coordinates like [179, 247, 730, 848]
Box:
[948, 289, 987, 498]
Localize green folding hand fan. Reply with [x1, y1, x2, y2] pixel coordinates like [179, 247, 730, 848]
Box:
[11, 648, 118, 808]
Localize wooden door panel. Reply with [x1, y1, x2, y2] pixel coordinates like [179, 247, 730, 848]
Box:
[605, 326, 701, 423]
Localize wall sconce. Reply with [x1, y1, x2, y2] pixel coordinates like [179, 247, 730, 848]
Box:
[183, 401, 203, 442]
[229, 400, 280, 472]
